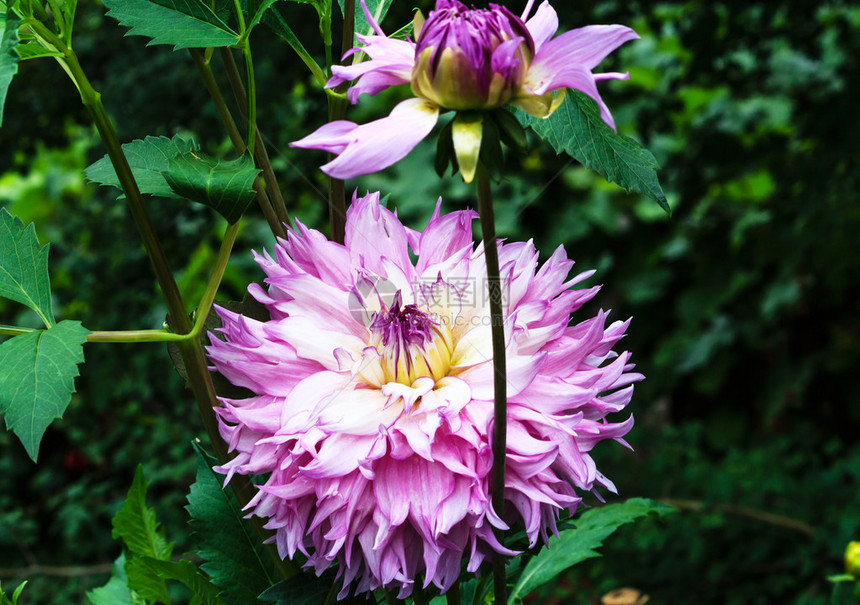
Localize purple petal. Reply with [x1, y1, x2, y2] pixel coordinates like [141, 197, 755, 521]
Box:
[319, 98, 440, 179]
[536, 24, 639, 71]
[291, 120, 359, 154]
[524, 1, 558, 51]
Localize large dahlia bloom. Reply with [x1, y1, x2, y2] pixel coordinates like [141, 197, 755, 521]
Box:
[291, 0, 639, 180]
[208, 193, 640, 597]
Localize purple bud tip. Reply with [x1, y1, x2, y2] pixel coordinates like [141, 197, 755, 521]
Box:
[410, 0, 534, 110]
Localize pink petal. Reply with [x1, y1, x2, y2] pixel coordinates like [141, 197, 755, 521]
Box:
[525, 1, 559, 51]
[320, 98, 440, 179]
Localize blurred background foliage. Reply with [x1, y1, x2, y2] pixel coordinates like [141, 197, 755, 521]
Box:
[0, 0, 858, 603]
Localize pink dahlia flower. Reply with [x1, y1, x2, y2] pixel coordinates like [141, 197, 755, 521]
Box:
[291, 0, 639, 180]
[208, 192, 640, 598]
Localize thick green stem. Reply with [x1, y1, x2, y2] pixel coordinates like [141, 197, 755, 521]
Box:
[188, 48, 286, 239]
[217, 48, 292, 229]
[476, 165, 507, 605]
[242, 43, 257, 156]
[325, 0, 354, 245]
[53, 39, 295, 580]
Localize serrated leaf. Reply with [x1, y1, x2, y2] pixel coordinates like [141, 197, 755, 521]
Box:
[103, 0, 240, 49]
[337, 0, 392, 39]
[87, 555, 135, 605]
[187, 443, 274, 604]
[0, 4, 20, 128]
[0, 320, 88, 461]
[0, 208, 55, 327]
[139, 558, 227, 605]
[112, 465, 175, 561]
[507, 498, 676, 604]
[84, 135, 198, 199]
[517, 90, 670, 214]
[164, 151, 260, 224]
[126, 555, 172, 604]
[245, 0, 279, 33]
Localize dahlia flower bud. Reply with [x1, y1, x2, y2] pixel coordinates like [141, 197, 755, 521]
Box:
[410, 1, 534, 111]
[847, 541, 860, 576]
[293, 0, 639, 182]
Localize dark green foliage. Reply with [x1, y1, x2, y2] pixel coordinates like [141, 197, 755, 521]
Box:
[85, 135, 198, 200]
[102, 0, 240, 49]
[516, 91, 669, 213]
[259, 574, 334, 605]
[0, 209, 54, 326]
[187, 445, 275, 604]
[164, 151, 260, 224]
[508, 499, 676, 603]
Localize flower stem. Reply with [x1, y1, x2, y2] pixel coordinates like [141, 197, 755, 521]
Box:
[188, 48, 287, 239]
[217, 47, 292, 229]
[475, 164, 507, 605]
[325, 0, 354, 244]
[48, 36, 295, 581]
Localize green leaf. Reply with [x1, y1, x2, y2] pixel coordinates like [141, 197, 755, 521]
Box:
[337, 0, 392, 38]
[84, 135, 197, 199]
[245, 0, 280, 33]
[258, 573, 332, 605]
[0, 320, 89, 461]
[0, 580, 27, 605]
[112, 465, 175, 561]
[136, 558, 227, 605]
[102, 0, 240, 50]
[507, 498, 676, 604]
[0, 208, 55, 327]
[87, 555, 136, 605]
[125, 555, 171, 604]
[187, 443, 274, 605]
[0, 4, 20, 128]
[164, 151, 260, 224]
[516, 90, 670, 214]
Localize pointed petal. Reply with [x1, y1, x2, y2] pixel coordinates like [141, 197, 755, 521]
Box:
[535, 25, 639, 71]
[290, 120, 358, 154]
[314, 98, 440, 179]
[451, 113, 483, 184]
[525, 1, 559, 51]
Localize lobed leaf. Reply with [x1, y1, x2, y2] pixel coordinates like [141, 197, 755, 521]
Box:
[507, 498, 676, 604]
[84, 134, 197, 199]
[112, 465, 175, 561]
[187, 444, 275, 604]
[0, 208, 55, 327]
[0, 3, 20, 128]
[102, 0, 240, 50]
[86, 556, 136, 605]
[516, 91, 670, 214]
[0, 320, 89, 461]
[136, 558, 227, 605]
[164, 151, 260, 224]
